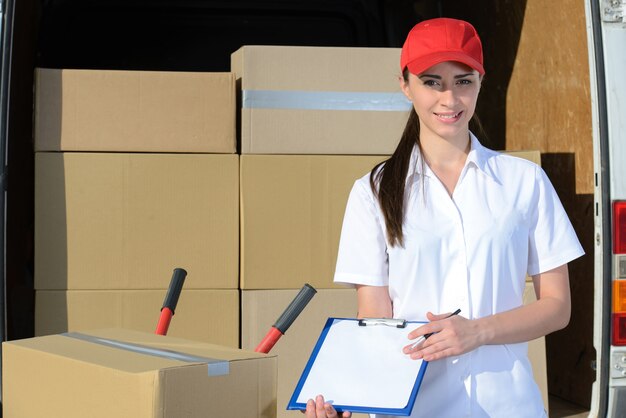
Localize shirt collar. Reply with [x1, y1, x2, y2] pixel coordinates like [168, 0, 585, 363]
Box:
[406, 132, 495, 183]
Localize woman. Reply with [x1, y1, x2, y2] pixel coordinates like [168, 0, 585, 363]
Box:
[305, 17, 584, 418]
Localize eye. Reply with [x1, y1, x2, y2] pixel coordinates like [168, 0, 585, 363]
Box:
[423, 79, 440, 87]
[457, 79, 472, 85]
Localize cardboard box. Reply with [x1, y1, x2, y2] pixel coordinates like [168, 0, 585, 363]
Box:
[35, 289, 239, 347]
[240, 154, 387, 289]
[2, 328, 276, 418]
[504, 150, 541, 166]
[34, 68, 236, 153]
[35, 153, 239, 290]
[231, 46, 409, 154]
[241, 289, 368, 418]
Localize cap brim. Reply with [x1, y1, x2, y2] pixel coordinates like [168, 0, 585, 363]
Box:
[405, 51, 485, 75]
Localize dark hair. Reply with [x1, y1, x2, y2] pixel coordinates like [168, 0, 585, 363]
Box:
[370, 69, 484, 247]
[369, 113, 418, 248]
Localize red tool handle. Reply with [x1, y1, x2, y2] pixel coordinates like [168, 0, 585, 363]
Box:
[254, 283, 317, 353]
[155, 307, 174, 336]
[155, 268, 187, 336]
[255, 327, 284, 354]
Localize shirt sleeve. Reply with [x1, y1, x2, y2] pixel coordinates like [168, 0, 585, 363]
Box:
[333, 178, 389, 287]
[527, 165, 585, 276]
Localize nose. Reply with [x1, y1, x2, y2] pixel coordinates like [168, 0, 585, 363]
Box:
[440, 88, 458, 108]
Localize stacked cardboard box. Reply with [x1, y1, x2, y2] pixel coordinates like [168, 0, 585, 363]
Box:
[35, 69, 236, 153]
[239, 154, 388, 290]
[231, 46, 408, 155]
[34, 68, 240, 347]
[2, 329, 277, 418]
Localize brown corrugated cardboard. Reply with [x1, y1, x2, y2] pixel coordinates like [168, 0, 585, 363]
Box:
[34, 68, 236, 153]
[35, 289, 239, 347]
[240, 154, 387, 289]
[2, 328, 276, 418]
[231, 46, 408, 154]
[503, 149, 541, 166]
[241, 289, 367, 418]
[35, 153, 239, 290]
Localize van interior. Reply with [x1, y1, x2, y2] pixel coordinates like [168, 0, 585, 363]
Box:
[4, 1, 594, 417]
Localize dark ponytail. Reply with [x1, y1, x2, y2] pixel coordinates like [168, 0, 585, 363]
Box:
[369, 94, 420, 248]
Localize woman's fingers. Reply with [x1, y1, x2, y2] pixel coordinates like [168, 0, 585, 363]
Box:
[426, 311, 452, 321]
[303, 395, 341, 418]
[409, 338, 458, 361]
[316, 395, 334, 417]
[304, 398, 315, 416]
[406, 311, 450, 341]
[404, 312, 478, 361]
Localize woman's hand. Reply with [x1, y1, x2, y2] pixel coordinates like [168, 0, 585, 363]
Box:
[402, 311, 482, 361]
[303, 395, 352, 418]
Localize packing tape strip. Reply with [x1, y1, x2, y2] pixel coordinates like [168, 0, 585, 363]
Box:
[63, 332, 230, 376]
[242, 90, 412, 111]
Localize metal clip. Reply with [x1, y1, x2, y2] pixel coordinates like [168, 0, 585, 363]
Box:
[357, 318, 407, 328]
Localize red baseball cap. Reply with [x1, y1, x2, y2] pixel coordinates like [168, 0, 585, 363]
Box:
[400, 18, 485, 76]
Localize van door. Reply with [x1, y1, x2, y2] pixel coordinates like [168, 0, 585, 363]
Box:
[0, 0, 15, 407]
[586, 0, 626, 416]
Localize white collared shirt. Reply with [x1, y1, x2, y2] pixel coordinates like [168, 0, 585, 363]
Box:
[334, 134, 584, 417]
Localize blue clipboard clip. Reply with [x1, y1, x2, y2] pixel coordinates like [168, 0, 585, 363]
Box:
[357, 318, 407, 328]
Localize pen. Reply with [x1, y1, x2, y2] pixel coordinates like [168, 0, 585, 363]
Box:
[409, 308, 462, 350]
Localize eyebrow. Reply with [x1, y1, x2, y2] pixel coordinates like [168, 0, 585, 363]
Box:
[418, 73, 475, 80]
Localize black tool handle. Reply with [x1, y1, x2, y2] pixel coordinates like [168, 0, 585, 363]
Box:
[273, 283, 317, 334]
[161, 268, 187, 314]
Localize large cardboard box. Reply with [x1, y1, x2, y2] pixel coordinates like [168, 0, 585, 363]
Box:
[240, 155, 387, 289]
[2, 328, 276, 418]
[504, 150, 541, 166]
[231, 46, 409, 154]
[241, 289, 367, 418]
[35, 153, 239, 290]
[35, 289, 239, 347]
[34, 68, 236, 153]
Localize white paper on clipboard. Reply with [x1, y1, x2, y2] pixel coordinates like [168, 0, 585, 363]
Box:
[288, 317, 428, 416]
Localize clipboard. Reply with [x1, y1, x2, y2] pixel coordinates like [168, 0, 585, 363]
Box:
[287, 317, 428, 416]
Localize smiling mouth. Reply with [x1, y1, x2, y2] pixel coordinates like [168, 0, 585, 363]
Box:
[435, 111, 463, 119]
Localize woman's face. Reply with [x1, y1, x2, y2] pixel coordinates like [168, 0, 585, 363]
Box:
[400, 61, 481, 143]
